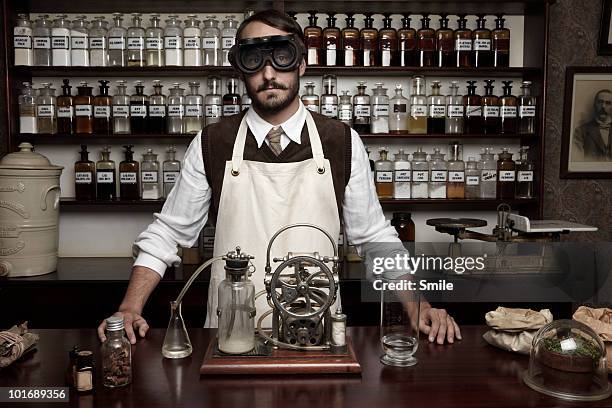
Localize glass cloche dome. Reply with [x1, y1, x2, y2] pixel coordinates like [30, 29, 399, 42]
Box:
[523, 319, 612, 401]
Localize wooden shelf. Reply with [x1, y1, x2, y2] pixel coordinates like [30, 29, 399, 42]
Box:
[16, 133, 196, 145]
[359, 133, 537, 141]
[379, 198, 538, 210]
[60, 198, 165, 212]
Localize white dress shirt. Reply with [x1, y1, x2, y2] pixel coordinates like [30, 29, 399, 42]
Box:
[134, 101, 400, 277]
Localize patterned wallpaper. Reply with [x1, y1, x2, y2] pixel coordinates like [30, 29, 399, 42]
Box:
[545, 0, 612, 240]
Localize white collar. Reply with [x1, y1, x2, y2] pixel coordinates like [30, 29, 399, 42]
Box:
[246, 100, 306, 148]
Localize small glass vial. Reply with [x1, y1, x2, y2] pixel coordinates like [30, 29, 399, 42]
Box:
[497, 148, 515, 199]
[202, 16, 221, 66]
[446, 81, 464, 134]
[71, 16, 90, 67]
[371, 83, 389, 134]
[320, 75, 338, 119]
[464, 81, 483, 134]
[14, 14, 33, 66]
[492, 15, 510, 68]
[102, 316, 132, 388]
[163, 147, 181, 198]
[454, 14, 472, 68]
[411, 148, 429, 199]
[479, 148, 497, 199]
[141, 148, 162, 200]
[429, 148, 447, 199]
[164, 15, 183, 66]
[338, 91, 353, 127]
[33, 15, 52, 66]
[341, 13, 360, 67]
[127, 13, 146, 67]
[222, 78, 241, 117]
[119, 145, 139, 201]
[96, 147, 117, 200]
[393, 149, 411, 199]
[185, 81, 204, 134]
[221, 16, 239, 66]
[57, 79, 74, 134]
[112, 81, 131, 134]
[323, 13, 340, 67]
[74, 82, 94, 134]
[447, 142, 465, 199]
[330, 307, 348, 354]
[518, 81, 537, 134]
[305, 11, 323, 66]
[19, 82, 37, 134]
[146, 14, 164, 67]
[375, 148, 394, 199]
[93, 80, 112, 135]
[205, 76, 223, 125]
[389, 84, 409, 134]
[130, 81, 148, 134]
[108, 13, 127, 67]
[465, 156, 481, 199]
[167, 83, 186, 134]
[75, 145, 96, 201]
[482, 80, 500, 135]
[353, 81, 370, 134]
[500, 81, 518, 134]
[427, 81, 446, 134]
[409, 75, 427, 134]
[51, 15, 71, 67]
[516, 146, 534, 199]
[149, 80, 167, 135]
[183, 15, 202, 67]
[37, 83, 57, 134]
[74, 350, 95, 394]
[398, 14, 417, 67]
[301, 81, 320, 113]
[89, 17, 109, 67]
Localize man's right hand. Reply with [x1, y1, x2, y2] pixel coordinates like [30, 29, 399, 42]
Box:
[97, 310, 150, 344]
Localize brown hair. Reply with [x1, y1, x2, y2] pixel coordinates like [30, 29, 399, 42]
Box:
[236, 9, 305, 45]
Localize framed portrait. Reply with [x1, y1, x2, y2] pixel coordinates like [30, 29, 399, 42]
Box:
[561, 67, 612, 178]
[599, 0, 612, 55]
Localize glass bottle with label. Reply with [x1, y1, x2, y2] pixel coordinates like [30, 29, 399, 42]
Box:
[301, 81, 320, 114]
[71, 16, 89, 67]
[183, 15, 202, 67]
[393, 149, 411, 199]
[97, 147, 116, 200]
[473, 15, 492, 67]
[341, 13, 360, 67]
[465, 156, 480, 199]
[492, 15, 510, 68]
[428, 81, 446, 134]
[455, 14, 472, 68]
[305, 11, 322, 66]
[221, 16, 238, 66]
[14, 14, 33, 66]
[497, 148, 515, 199]
[130, 81, 148, 134]
[446, 81, 464, 134]
[205, 76, 223, 125]
[436, 14, 454, 67]
[518, 81, 537, 134]
[149, 80, 167, 134]
[33, 15, 52, 66]
[479, 148, 497, 198]
[371, 83, 389, 134]
[500, 81, 517, 134]
[222, 78, 241, 117]
[37, 83, 57, 134]
[409, 75, 428, 134]
[57, 79, 74, 134]
[74, 82, 94, 134]
[89, 16, 108, 67]
[482, 80, 500, 135]
[375, 148, 394, 199]
[108, 13, 127, 67]
[352, 81, 370, 133]
[398, 14, 417, 67]
[320, 75, 338, 119]
[429, 148, 447, 199]
[338, 91, 353, 127]
[185, 81, 204, 134]
[141, 149, 161, 200]
[52, 15, 71, 67]
[379, 14, 398, 67]
[19, 82, 37, 134]
[93, 80, 112, 135]
[516, 146, 534, 199]
[164, 15, 183, 66]
[127, 13, 145, 67]
[167, 83, 185, 134]
[447, 142, 465, 199]
[389, 84, 409, 134]
[417, 15, 435, 67]
[202, 16, 220, 66]
[75, 145, 96, 200]
[464, 81, 483, 134]
[323, 13, 340, 66]
[360, 13, 378, 67]
[119, 145, 139, 200]
[112, 81, 130, 134]
[163, 147, 181, 198]
[411, 147, 429, 198]
[146, 14, 164, 67]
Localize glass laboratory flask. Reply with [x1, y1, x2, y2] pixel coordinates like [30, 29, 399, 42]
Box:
[162, 301, 192, 359]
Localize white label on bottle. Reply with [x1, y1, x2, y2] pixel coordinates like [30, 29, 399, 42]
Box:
[168, 105, 184, 117]
[466, 106, 482, 117]
[501, 106, 517, 117]
[120, 172, 137, 184]
[223, 105, 240, 116]
[395, 170, 411, 182]
[448, 105, 464, 117]
[146, 37, 163, 50]
[466, 175, 480, 185]
[57, 106, 73, 118]
[202, 37, 218, 49]
[113, 105, 130, 117]
[52, 36, 69, 49]
[481, 169, 497, 182]
[412, 170, 429, 182]
[455, 38, 472, 51]
[33, 36, 51, 49]
[381, 49, 391, 67]
[75, 105, 93, 117]
[184, 37, 201, 49]
[499, 170, 515, 182]
[94, 106, 111, 118]
[326, 48, 337, 66]
[344, 48, 354, 66]
[71, 36, 87, 49]
[430, 105, 446, 118]
[130, 105, 147, 117]
[474, 39, 491, 51]
[305, 104, 319, 113]
[519, 106, 536, 117]
[149, 105, 166, 117]
[339, 109, 352, 121]
[75, 172, 92, 184]
[362, 49, 371, 66]
[307, 48, 318, 65]
[518, 171, 533, 182]
[127, 37, 144, 50]
[321, 104, 338, 118]
[411, 105, 427, 117]
[97, 172, 114, 183]
[484, 106, 500, 118]
[89, 37, 105, 49]
[449, 171, 465, 182]
[373, 104, 389, 116]
[431, 170, 447, 182]
[141, 171, 158, 183]
[185, 105, 202, 117]
[164, 171, 179, 183]
[164, 36, 182, 49]
[14, 35, 32, 49]
[36, 105, 54, 117]
[354, 105, 371, 118]
[205, 105, 221, 117]
[222, 37, 235, 49]
[376, 171, 393, 183]
[108, 37, 126, 50]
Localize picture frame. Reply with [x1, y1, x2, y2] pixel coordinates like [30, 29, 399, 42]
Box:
[561, 67, 612, 179]
[599, 0, 612, 55]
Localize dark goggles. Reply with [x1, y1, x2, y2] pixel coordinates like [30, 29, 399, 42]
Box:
[228, 34, 305, 74]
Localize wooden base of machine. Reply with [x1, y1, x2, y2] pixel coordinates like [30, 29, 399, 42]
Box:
[200, 337, 362, 375]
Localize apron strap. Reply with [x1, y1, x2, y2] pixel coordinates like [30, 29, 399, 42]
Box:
[304, 111, 326, 172]
[231, 115, 249, 175]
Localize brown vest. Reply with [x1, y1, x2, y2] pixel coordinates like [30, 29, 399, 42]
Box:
[201, 110, 352, 226]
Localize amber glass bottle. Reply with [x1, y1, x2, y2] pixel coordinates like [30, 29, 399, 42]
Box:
[398, 14, 417, 67]
[417, 15, 435, 67]
[500, 81, 518, 134]
[379, 13, 398, 67]
[74, 145, 96, 200]
[93, 80, 112, 135]
[360, 13, 378, 67]
[497, 148, 516, 199]
[119, 145, 139, 200]
[464, 81, 483, 134]
[57, 79, 74, 134]
[74, 82, 94, 134]
[482, 80, 500, 135]
[304, 11, 322, 66]
[323, 13, 340, 66]
[455, 14, 472, 68]
[341, 13, 360, 67]
[473, 15, 492, 67]
[435, 14, 454, 68]
[492, 15, 510, 67]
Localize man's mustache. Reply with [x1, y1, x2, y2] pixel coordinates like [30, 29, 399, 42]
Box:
[257, 81, 287, 92]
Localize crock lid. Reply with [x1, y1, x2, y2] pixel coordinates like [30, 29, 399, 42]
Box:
[0, 143, 64, 170]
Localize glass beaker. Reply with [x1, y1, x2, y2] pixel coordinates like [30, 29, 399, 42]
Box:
[162, 301, 192, 359]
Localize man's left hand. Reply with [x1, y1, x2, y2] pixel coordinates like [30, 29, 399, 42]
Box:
[419, 306, 462, 344]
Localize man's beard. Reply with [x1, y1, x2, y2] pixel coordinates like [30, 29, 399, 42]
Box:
[246, 72, 299, 114]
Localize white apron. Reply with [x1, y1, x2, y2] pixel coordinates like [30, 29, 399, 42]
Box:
[204, 111, 341, 327]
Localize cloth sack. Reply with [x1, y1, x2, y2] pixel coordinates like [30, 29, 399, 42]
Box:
[483, 307, 553, 355]
[572, 306, 612, 373]
[0, 322, 39, 368]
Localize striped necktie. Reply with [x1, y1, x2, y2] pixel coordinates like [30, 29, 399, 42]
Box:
[266, 126, 284, 156]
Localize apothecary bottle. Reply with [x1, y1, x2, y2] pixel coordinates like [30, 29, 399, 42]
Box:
[417, 15, 435, 67]
[500, 81, 517, 134]
[353, 81, 371, 134]
[371, 83, 389, 134]
[379, 14, 398, 67]
[51, 15, 71, 67]
[222, 78, 241, 117]
[429, 148, 447, 199]
[163, 147, 181, 198]
[221, 16, 238, 66]
[57, 79, 74, 134]
[497, 148, 515, 199]
[119, 145, 139, 200]
[479, 148, 497, 199]
[473, 15, 492, 67]
[391, 212, 415, 242]
[183, 15, 202, 67]
[393, 149, 411, 199]
[482, 80, 500, 135]
[102, 316, 132, 388]
[75, 82, 94, 134]
[428, 81, 446, 134]
[454, 14, 472, 68]
[409, 76, 427, 134]
[465, 156, 480, 199]
[338, 91, 353, 127]
[14, 14, 33, 66]
[130, 81, 148, 134]
[185, 81, 204, 134]
[93, 80, 112, 135]
[341, 13, 360, 67]
[19, 82, 37, 134]
[320, 75, 338, 119]
[112, 81, 130, 134]
[96, 147, 116, 200]
[149, 81, 167, 134]
[305, 11, 322, 66]
[375, 148, 394, 199]
[75, 145, 96, 200]
[205, 76, 223, 125]
[518, 81, 537, 134]
[446, 81, 464, 134]
[447, 142, 465, 199]
[398, 14, 417, 67]
[301, 81, 320, 114]
[389, 84, 409, 134]
[127, 13, 145, 67]
[492, 15, 510, 67]
[141, 149, 162, 200]
[202, 16, 220, 66]
[516, 146, 534, 199]
[108, 13, 127, 67]
[33, 15, 52, 66]
[145, 14, 164, 67]
[164, 15, 183, 66]
[37, 83, 57, 134]
[411, 148, 429, 199]
[323, 13, 340, 66]
[167, 83, 185, 134]
[464, 81, 483, 134]
[89, 17, 109, 67]
[71, 16, 90, 67]
[435, 14, 454, 67]
[360, 13, 378, 67]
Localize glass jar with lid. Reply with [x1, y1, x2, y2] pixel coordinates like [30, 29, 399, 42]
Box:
[71, 16, 90, 67]
[33, 15, 52, 66]
[19, 82, 37, 134]
[37, 83, 57, 134]
[411, 147, 429, 199]
[428, 148, 447, 199]
[497, 147, 515, 199]
[445, 81, 464, 134]
[301, 81, 320, 113]
[320, 74, 338, 119]
[374, 148, 394, 199]
[167, 83, 186, 134]
[74, 82, 94, 134]
[127, 13, 146, 67]
[465, 156, 481, 199]
[205, 76, 223, 125]
[518, 81, 537, 134]
[149, 81, 167, 134]
[338, 91, 352, 127]
[352, 81, 370, 134]
[447, 141, 465, 199]
[202, 16, 220, 66]
[371, 83, 389, 134]
[163, 147, 181, 198]
[130, 81, 149, 134]
[141, 148, 162, 200]
[108, 13, 127, 67]
[112, 81, 130, 134]
[51, 15, 71, 67]
[221, 16, 239, 66]
[427, 80, 446, 134]
[516, 146, 534, 199]
[145, 14, 164, 67]
[185, 81, 204, 134]
[222, 78, 241, 117]
[164, 15, 183, 66]
[393, 149, 411, 199]
[409, 75, 428, 134]
[57, 79, 74, 134]
[102, 316, 132, 388]
[183, 15, 202, 67]
[478, 147, 497, 198]
[389, 84, 409, 134]
[89, 17, 108, 67]
[14, 14, 33, 66]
